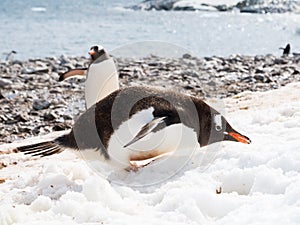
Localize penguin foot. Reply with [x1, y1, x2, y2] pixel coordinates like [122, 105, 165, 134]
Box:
[125, 162, 140, 172]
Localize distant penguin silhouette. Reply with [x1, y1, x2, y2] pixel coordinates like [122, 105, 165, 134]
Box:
[4, 50, 17, 61]
[279, 44, 290, 56]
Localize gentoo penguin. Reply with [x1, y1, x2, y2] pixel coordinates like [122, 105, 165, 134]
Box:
[59, 45, 119, 108]
[279, 43, 290, 56]
[17, 86, 251, 171]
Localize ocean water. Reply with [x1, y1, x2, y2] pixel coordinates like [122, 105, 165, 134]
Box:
[0, 0, 300, 59]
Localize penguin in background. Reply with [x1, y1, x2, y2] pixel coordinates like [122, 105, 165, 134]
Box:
[279, 43, 291, 56]
[59, 45, 119, 109]
[2, 50, 17, 61]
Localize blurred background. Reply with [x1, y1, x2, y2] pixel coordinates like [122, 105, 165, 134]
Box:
[0, 0, 300, 59]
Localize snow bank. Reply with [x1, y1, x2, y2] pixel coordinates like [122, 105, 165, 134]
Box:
[1, 83, 300, 225]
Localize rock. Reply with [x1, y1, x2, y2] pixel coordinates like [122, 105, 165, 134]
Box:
[62, 114, 73, 120]
[182, 53, 192, 59]
[237, 0, 300, 14]
[207, 81, 216, 86]
[43, 112, 57, 121]
[59, 55, 71, 65]
[52, 124, 69, 131]
[32, 99, 51, 111]
[255, 68, 265, 74]
[254, 74, 265, 82]
[0, 78, 13, 88]
[274, 58, 289, 64]
[130, 0, 177, 11]
[22, 67, 49, 74]
[14, 114, 28, 122]
[0, 90, 4, 99]
[129, 0, 300, 13]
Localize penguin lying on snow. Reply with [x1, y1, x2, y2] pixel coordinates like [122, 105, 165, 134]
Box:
[17, 86, 251, 171]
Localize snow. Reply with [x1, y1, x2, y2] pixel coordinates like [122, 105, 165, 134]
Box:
[1, 82, 300, 224]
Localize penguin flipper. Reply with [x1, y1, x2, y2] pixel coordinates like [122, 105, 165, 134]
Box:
[123, 117, 167, 148]
[59, 68, 88, 81]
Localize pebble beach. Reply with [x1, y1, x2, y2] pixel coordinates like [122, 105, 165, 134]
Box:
[1, 54, 300, 144]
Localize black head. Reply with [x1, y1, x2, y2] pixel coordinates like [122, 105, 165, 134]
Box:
[88, 45, 106, 61]
[201, 112, 251, 146]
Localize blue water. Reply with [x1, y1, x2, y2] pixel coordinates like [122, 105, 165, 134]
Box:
[1, 0, 300, 59]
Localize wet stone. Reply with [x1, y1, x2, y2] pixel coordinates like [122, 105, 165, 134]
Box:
[32, 100, 51, 111]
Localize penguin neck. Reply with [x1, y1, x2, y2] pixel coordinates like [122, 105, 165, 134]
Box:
[192, 98, 213, 147]
[91, 51, 110, 64]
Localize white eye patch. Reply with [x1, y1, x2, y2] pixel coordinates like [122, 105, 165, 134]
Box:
[214, 114, 222, 131]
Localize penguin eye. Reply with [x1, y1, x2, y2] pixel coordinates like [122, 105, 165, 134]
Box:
[214, 114, 222, 132]
[215, 125, 222, 131]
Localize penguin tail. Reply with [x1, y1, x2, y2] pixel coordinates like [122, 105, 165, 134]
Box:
[17, 141, 63, 157]
[16, 133, 76, 157]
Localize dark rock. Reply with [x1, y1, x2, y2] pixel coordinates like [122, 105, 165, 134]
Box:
[292, 69, 300, 75]
[255, 68, 265, 74]
[33, 99, 51, 111]
[52, 124, 69, 131]
[207, 81, 216, 86]
[43, 112, 57, 121]
[182, 53, 192, 59]
[0, 90, 4, 99]
[14, 114, 28, 122]
[254, 74, 265, 82]
[274, 58, 289, 64]
[62, 114, 73, 120]
[264, 75, 273, 83]
[237, 0, 300, 14]
[184, 85, 194, 90]
[130, 0, 176, 11]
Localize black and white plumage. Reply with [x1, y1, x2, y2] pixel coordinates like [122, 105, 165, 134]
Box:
[59, 45, 119, 108]
[58, 46, 108, 81]
[17, 86, 251, 171]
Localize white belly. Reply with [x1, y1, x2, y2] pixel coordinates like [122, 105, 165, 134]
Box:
[107, 107, 199, 169]
[85, 58, 119, 108]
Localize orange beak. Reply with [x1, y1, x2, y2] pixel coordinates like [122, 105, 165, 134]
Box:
[228, 132, 251, 144]
[89, 50, 96, 56]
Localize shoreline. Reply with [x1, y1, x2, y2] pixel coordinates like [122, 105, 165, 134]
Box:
[0, 54, 299, 144]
